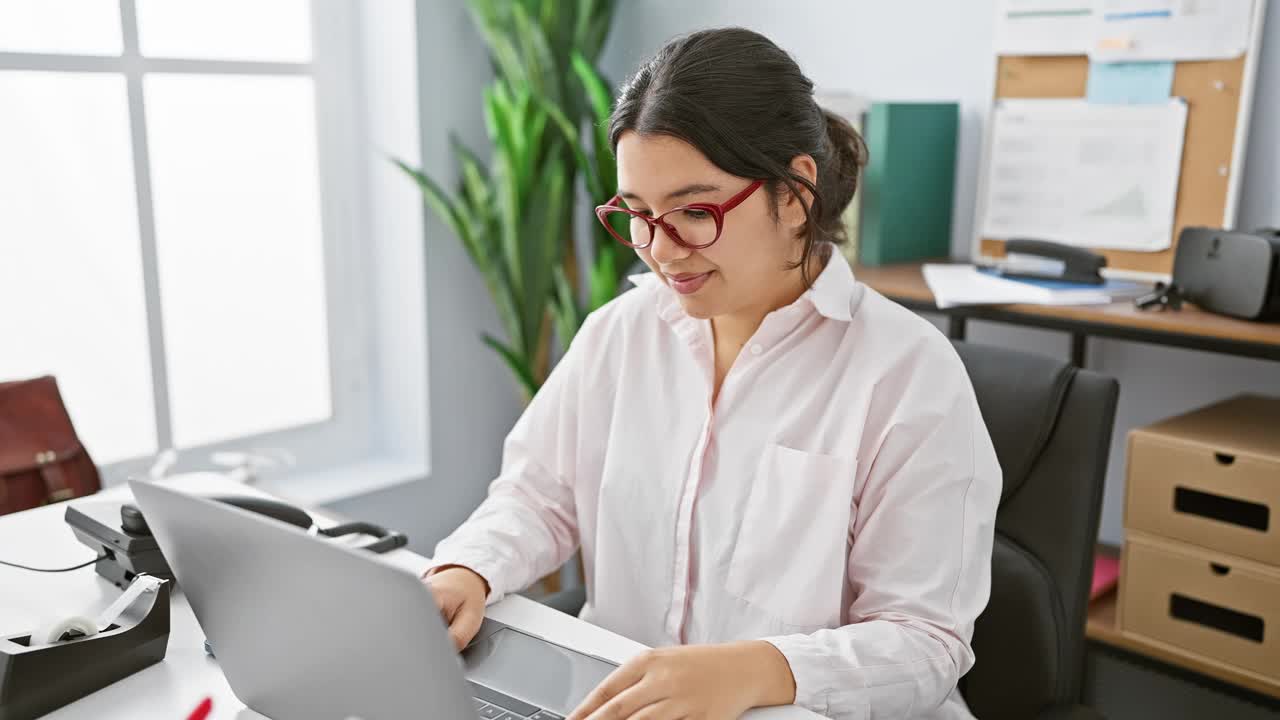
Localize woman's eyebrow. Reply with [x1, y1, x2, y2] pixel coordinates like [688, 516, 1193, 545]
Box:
[618, 183, 722, 203]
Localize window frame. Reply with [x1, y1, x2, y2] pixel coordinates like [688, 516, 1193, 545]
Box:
[0, 0, 403, 487]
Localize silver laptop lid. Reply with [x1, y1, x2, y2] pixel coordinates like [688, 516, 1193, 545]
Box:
[130, 480, 476, 720]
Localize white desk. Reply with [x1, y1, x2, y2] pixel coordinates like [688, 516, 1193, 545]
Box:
[0, 479, 813, 720]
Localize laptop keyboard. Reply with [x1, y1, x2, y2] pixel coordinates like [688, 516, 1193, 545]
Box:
[470, 681, 564, 720]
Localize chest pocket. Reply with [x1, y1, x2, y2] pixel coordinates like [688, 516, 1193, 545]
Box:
[725, 442, 858, 630]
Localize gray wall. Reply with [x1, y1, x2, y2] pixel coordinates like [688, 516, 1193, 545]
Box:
[598, 0, 1280, 546]
[337, 1, 1280, 553]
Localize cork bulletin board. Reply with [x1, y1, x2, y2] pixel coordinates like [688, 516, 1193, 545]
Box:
[975, 1, 1269, 280]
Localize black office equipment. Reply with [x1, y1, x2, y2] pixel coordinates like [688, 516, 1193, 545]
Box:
[1134, 281, 1185, 312]
[64, 501, 173, 587]
[996, 238, 1107, 286]
[956, 342, 1117, 720]
[65, 493, 408, 588]
[1171, 227, 1280, 321]
[0, 580, 170, 720]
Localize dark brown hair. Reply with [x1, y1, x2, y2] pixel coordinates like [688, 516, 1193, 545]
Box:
[608, 27, 868, 287]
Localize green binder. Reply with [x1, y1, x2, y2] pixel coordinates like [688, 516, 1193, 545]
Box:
[857, 102, 958, 267]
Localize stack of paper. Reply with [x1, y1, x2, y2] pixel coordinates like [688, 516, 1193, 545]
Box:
[922, 264, 1148, 309]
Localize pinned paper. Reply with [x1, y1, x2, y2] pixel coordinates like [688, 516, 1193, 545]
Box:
[995, 1, 1095, 56]
[1097, 35, 1134, 51]
[978, 99, 1188, 253]
[1091, 0, 1254, 62]
[1087, 61, 1175, 104]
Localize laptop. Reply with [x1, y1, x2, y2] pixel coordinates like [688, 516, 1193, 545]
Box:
[129, 481, 617, 720]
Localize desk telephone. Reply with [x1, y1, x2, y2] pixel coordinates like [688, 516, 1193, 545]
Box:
[64, 492, 408, 588]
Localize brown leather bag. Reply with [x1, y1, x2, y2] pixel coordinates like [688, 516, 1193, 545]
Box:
[0, 375, 102, 515]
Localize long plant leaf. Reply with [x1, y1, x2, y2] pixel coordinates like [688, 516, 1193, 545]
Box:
[511, 3, 556, 103]
[570, 53, 617, 211]
[482, 333, 538, 400]
[393, 158, 475, 260]
[589, 246, 620, 311]
[486, 89, 525, 312]
[392, 159, 457, 226]
[517, 147, 567, 355]
[551, 266, 582, 352]
[538, 96, 599, 199]
[467, 0, 528, 89]
[571, 52, 612, 126]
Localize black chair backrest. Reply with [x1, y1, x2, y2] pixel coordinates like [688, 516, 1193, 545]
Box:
[954, 342, 1119, 720]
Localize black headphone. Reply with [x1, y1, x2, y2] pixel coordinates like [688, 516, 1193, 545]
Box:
[120, 494, 409, 554]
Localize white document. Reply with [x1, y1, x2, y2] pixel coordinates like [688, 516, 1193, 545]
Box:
[923, 264, 1121, 309]
[978, 99, 1187, 253]
[1091, 0, 1255, 62]
[995, 0, 1095, 55]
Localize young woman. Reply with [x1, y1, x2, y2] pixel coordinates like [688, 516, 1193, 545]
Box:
[425, 27, 1000, 720]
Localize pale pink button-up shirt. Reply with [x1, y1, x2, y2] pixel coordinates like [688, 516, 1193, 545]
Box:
[429, 250, 1001, 719]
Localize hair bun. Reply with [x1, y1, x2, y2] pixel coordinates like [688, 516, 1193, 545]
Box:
[818, 108, 868, 235]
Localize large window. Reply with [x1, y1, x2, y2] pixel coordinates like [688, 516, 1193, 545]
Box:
[0, 1, 373, 478]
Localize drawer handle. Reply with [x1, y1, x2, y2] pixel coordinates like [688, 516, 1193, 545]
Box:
[1170, 593, 1264, 643]
[1210, 563, 1231, 576]
[1214, 453, 1235, 466]
[1174, 486, 1269, 532]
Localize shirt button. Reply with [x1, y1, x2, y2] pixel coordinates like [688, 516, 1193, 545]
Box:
[750, 344, 763, 356]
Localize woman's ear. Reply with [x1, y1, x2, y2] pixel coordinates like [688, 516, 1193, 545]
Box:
[780, 154, 819, 230]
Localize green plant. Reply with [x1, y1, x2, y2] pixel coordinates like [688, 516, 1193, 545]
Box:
[394, 87, 569, 398]
[398, 0, 626, 400]
[547, 51, 630, 353]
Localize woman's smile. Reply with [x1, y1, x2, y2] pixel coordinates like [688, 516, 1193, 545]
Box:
[665, 270, 714, 294]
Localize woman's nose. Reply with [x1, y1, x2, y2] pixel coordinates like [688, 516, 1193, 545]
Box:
[647, 222, 690, 265]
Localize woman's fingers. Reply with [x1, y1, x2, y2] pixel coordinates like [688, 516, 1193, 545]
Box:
[567, 658, 648, 719]
[629, 700, 684, 720]
[425, 582, 479, 650]
[448, 596, 485, 650]
[583, 683, 663, 720]
[425, 581, 455, 614]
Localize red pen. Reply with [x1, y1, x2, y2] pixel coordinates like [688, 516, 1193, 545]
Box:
[186, 697, 213, 720]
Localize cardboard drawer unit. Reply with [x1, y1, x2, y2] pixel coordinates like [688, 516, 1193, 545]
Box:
[1120, 532, 1280, 682]
[1126, 394, 1280, 565]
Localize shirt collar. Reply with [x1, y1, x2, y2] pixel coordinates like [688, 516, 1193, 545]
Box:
[805, 247, 856, 322]
[627, 244, 857, 323]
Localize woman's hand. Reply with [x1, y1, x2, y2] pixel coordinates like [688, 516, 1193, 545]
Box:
[567, 641, 796, 720]
[423, 565, 489, 650]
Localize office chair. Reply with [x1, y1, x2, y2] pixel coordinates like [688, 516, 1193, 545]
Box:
[542, 341, 1118, 719]
[955, 341, 1117, 720]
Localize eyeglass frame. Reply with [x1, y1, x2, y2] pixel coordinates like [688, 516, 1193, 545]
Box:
[594, 179, 765, 250]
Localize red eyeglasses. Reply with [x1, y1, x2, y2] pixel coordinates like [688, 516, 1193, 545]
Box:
[594, 180, 764, 250]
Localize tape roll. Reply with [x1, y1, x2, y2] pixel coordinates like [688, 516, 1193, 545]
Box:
[32, 615, 99, 645]
[27, 575, 164, 646]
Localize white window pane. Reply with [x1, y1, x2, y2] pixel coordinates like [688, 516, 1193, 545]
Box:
[0, 72, 157, 464]
[0, 1, 123, 55]
[145, 74, 332, 448]
[135, 0, 312, 62]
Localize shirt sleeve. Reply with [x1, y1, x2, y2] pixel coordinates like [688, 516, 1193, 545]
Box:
[424, 316, 596, 605]
[763, 346, 1001, 719]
